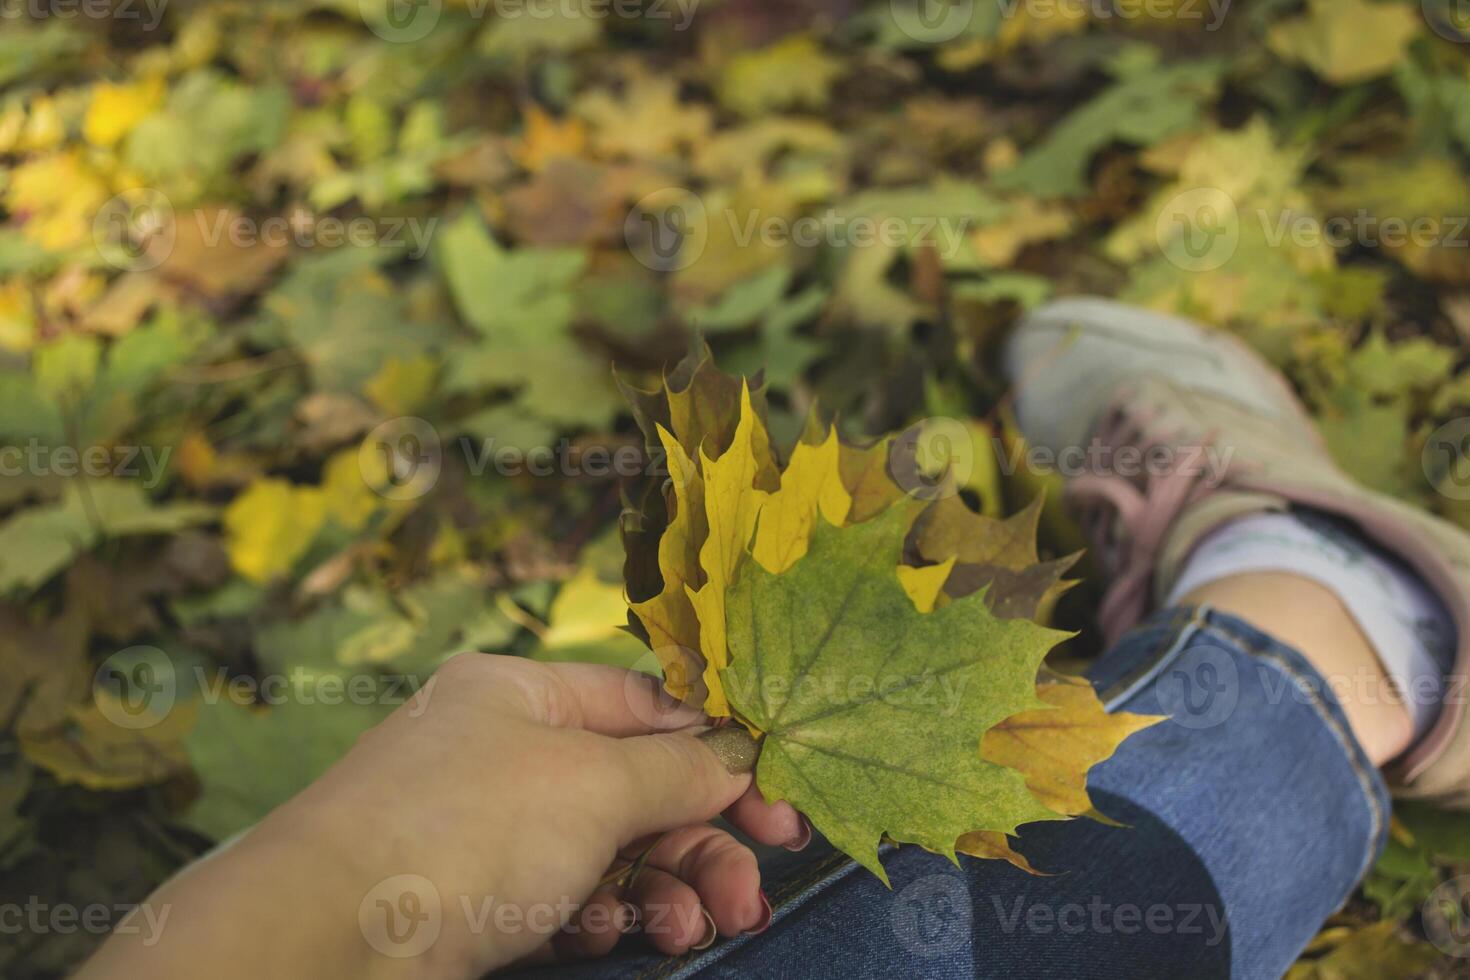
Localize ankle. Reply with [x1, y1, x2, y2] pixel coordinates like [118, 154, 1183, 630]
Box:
[1179, 573, 1415, 766]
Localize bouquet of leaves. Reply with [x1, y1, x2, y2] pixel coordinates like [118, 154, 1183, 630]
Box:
[618, 343, 1160, 881]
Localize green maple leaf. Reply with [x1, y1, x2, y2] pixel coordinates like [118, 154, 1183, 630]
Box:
[994, 53, 1224, 199]
[721, 502, 1065, 884]
[438, 209, 587, 346]
[184, 697, 391, 841]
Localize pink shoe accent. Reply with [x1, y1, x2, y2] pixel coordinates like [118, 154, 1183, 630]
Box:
[1063, 393, 1236, 646]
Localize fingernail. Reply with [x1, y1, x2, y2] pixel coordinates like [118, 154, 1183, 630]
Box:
[742, 890, 772, 937]
[691, 907, 718, 951]
[697, 726, 759, 775]
[616, 901, 640, 934]
[782, 816, 812, 852]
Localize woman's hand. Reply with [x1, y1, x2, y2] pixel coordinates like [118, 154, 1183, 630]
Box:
[80, 655, 809, 980]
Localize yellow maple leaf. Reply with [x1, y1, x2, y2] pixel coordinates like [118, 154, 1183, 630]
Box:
[20, 692, 195, 792]
[670, 181, 798, 307]
[1285, 921, 1438, 979]
[84, 77, 165, 148]
[175, 431, 220, 490]
[717, 35, 843, 118]
[224, 478, 327, 583]
[513, 105, 589, 172]
[686, 384, 772, 716]
[751, 425, 851, 574]
[540, 567, 633, 650]
[363, 353, 438, 416]
[896, 556, 957, 614]
[938, 3, 1087, 71]
[6, 149, 111, 251]
[980, 677, 1163, 817]
[1268, 0, 1421, 86]
[321, 447, 388, 532]
[533, 568, 652, 670]
[6, 95, 66, 153]
[576, 75, 711, 160]
[955, 829, 1048, 875]
[630, 427, 708, 701]
[973, 197, 1075, 268]
[0, 280, 36, 353]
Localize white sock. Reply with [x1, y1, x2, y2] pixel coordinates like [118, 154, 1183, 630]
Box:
[1167, 511, 1456, 740]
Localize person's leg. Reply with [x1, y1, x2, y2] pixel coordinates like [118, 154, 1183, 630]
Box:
[519, 589, 1390, 980]
[514, 297, 1470, 977]
[1179, 572, 1414, 765]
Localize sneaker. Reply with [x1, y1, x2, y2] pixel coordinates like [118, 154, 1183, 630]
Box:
[1003, 297, 1470, 804]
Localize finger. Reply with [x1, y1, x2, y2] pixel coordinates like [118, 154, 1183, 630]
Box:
[544, 662, 706, 735]
[724, 786, 809, 851]
[439, 655, 705, 735]
[645, 824, 767, 936]
[626, 868, 714, 955]
[611, 731, 752, 841]
[552, 888, 638, 961]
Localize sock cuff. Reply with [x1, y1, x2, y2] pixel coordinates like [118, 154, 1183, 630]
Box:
[1167, 511, 1455, 740]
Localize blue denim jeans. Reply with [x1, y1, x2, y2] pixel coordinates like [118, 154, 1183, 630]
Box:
[522, 607, 1391, 979]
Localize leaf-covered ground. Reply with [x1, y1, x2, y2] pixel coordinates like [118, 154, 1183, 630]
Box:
[1, 0, 1468, 975]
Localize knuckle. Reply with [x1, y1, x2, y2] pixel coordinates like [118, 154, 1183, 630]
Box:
[436, 650, 491, 682]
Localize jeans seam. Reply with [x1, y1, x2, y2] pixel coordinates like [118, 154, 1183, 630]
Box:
[1198, 619, 1387, 893]
[1099, 605, 1205, 710]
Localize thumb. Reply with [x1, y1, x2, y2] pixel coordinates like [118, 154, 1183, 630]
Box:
[611, 728, 758, 841]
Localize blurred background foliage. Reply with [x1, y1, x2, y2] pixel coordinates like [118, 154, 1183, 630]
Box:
[0, 0, 1468, 974]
